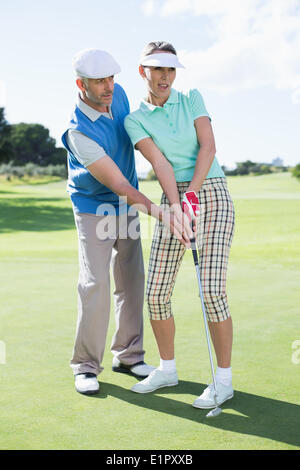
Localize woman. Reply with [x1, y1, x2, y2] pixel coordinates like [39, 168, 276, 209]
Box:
[124, 41, 235, 409]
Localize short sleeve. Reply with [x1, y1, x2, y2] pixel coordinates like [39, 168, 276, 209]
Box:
[67, 130, 107, 167]
[189, 89, 211, 121]
[124, 114, 151, 147]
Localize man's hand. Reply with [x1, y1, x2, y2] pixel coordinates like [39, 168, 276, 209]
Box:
[171, 203, 193, 244]
[160, 210, 192, 248]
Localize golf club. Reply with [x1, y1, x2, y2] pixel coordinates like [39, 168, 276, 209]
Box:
[190, 235, 222, 418]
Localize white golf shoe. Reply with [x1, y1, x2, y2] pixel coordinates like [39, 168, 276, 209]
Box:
[75, 373, 99, 395]
[131, 368, 178, 393]
[193, 383, 234, 409]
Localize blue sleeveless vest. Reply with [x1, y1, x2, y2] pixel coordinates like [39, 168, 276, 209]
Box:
[61, 83, 138, 214]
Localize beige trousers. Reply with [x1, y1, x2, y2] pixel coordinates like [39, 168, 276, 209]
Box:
[70, 212, 145, 376]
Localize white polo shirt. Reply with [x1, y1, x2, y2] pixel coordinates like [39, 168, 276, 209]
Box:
[67, 96, 113, 167]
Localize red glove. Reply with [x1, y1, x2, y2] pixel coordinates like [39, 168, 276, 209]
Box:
[182, 191, 200, 222]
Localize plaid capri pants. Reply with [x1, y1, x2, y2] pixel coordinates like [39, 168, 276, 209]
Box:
[146, 178, 235, 322]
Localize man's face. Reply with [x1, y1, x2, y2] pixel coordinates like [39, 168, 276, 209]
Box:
[82, 76, 114, 107]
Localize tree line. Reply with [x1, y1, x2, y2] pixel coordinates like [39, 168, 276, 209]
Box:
[0, 107, 66, 167]
[145, 159, 292, 181]
[224, 159, 300, 181]
[221, 159, 288, 176]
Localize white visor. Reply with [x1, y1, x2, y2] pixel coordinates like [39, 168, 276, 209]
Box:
[140, 52, 184, 68]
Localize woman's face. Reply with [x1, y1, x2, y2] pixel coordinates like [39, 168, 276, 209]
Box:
[140, 62, 176, 103]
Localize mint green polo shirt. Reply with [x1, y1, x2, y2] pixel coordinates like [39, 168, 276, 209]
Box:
[124, 88, 225, 182]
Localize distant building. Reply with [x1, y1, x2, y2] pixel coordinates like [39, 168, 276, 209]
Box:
[272, 157, 284, 167]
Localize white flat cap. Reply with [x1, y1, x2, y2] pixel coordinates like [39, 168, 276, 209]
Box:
[72, 49, 121, 79]
[140, 52, 184, 68]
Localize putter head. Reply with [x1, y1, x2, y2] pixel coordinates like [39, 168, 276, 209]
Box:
[206, 389, 222, 418]
[206, 406, 222, 418]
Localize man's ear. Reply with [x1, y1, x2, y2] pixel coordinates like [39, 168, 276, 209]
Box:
[76, 78, 87, 93]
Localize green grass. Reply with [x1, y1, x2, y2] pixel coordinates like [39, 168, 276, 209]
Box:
[0, 172, 299, 450]
[0, 174, 63, 186]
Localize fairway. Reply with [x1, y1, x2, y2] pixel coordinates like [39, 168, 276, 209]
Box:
[0, 173, 299, 450]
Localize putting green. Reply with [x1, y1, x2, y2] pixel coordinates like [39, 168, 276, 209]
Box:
[0, 173, 299, 450]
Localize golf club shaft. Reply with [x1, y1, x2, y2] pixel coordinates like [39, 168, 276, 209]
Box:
[190, 237, 218, 395]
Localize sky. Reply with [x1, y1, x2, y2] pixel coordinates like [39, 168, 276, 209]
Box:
[1, 0, 300, 175]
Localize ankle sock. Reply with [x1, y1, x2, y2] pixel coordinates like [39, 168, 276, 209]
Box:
[216, 366, 232, 387]
[158, 358, 176, 374]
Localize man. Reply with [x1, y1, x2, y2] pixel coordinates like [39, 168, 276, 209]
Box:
[61, 49, 191, 395]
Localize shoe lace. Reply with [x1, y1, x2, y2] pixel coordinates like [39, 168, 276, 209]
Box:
[142, 368, 160, 384]
[203, 384, 216, 399]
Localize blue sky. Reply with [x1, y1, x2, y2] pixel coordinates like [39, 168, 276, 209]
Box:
[1, 0, 300, 174]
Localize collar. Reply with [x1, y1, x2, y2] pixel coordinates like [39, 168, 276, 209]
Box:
[140, 88, 179, 114]
[77, 95, 112, 122]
